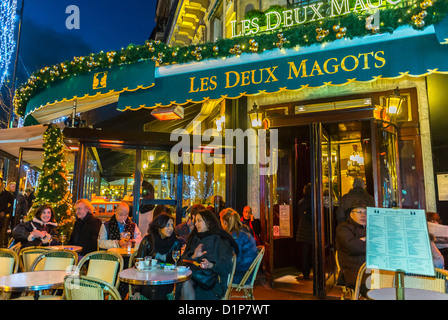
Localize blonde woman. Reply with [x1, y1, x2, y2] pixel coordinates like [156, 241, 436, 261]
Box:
[219, 208, 258, 285]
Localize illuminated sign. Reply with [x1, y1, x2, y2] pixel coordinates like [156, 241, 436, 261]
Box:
[230, 0, 401, 38]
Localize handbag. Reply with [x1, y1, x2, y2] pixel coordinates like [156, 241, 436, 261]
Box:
[183, 259, 220, 290]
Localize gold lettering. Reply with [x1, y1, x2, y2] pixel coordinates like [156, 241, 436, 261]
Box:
[341, 55, 359, 72]
[209, 76, 217, 90]
[225, 71, 240, 88]
[323, 58, 339, 74]
[251, 69, 263, 84]
[288, 60, 308, 79]
[265, 66, 279, 82]
[241, 71, 251, 86]
[309, 60, 324, 76]
[200, 77, 209, 91]
[189, 77, 199, 93]
[358, 52, 374, 70]
[374, 51, 386, 68]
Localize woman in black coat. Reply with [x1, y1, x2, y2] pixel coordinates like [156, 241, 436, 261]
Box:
[12, 204, 59, 248]
[134, 213, 182, 299]
[180, 209, 239, 300]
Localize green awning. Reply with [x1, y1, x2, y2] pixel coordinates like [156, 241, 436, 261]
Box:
[117, 31, 448, 111]
[24, 60, 155, 123]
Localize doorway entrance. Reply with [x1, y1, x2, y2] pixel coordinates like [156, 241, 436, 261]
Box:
[261, 118, 378, 298]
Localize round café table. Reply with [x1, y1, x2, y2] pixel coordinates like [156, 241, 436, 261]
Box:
[48, 245, 83, 252]
[367, 287, 448, 300]
[107, 247, 135, 257]
[0, 270, 69, 300]
[119, 267, 192, 299]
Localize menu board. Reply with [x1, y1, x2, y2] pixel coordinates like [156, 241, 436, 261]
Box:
[366, 207, 435, 276]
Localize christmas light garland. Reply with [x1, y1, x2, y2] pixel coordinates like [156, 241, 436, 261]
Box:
[13, 0, 448, 118]
[0, 0, 18, 89]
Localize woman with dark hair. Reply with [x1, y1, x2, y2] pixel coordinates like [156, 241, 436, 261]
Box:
[134, 213, 182, 299]
[12, 204, 59, 248]
[180, 209, 239, 300]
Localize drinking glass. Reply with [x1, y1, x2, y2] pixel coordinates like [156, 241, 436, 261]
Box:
[120, 231, 130, 243]
[59, 234, 67, 249]
[172, 250, 180, 268]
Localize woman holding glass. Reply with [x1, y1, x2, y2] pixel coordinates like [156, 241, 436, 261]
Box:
[134, 213, 183, 299]
[12, 204, 59, 248]
[179, 209, 239, 300]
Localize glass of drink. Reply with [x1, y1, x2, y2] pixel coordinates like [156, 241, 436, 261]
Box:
[172, 250, 180, 268]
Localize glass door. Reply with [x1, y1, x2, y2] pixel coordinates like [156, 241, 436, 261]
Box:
[311, 122, 337, 298]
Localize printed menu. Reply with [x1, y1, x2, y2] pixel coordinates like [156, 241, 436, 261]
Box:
[366, 207, 435, 276]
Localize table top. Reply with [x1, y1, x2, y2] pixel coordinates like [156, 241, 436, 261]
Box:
[107, 247, 135, 257]
[119, 267, 192, 285]
[48, 245, 83, 252]
[368, 287, 448, 300]
[0, 270, 68, 293]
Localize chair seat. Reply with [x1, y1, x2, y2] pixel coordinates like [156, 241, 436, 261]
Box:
[12, 295, 63, 300]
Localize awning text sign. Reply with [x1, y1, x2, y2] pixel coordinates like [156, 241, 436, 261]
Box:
[117, 33, 448, 111]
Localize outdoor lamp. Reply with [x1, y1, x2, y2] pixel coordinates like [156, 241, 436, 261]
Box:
[248, 103, 263, 129]
[385, 87, 405, 115]
[151, 105, 184, 120]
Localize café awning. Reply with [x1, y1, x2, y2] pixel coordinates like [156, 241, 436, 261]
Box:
[24, 60, 155, 125]
[21, 25, 448, 125]
[117, 27, 448, 111]
[0, 124, 72, 169]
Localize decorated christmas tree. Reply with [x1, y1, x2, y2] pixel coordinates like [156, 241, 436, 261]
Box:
[32, 123, 75, 237]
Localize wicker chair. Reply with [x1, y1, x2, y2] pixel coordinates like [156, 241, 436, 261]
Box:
[12, 250, 78, 300]
[334, 250, 356, 300]
[126, 249, 139, 299]
[0, 248, 19, 276]
[222, 252, 237, 300]
[0, 249, 19, 300]
[30, 249, 78, 271]
[64, 275, 121, 300]
[76, 251, 123, 288]
[354, 264, 448, 300]
[229, 245, 265, 300]
[18, 247, 52, 272]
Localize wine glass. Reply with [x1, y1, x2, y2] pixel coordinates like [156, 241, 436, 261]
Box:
[59, 234, 67, 249]
[120, 231, 131, 250]
[172, 250, 180, 268]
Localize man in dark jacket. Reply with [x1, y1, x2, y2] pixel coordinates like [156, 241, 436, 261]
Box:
[335, 201, 368, 296]
[68, 199, 102, 256]
[336, 178, 374, 225]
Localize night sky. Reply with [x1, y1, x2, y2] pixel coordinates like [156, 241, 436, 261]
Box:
[13, 0, 156, 84]
[0, 0, 156, 126]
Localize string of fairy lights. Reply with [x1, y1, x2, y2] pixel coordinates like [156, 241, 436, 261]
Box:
[12, 0, 448, 118]
[0, 0, 18, 89]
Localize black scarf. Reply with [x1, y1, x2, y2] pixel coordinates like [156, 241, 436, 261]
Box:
[108, 215, 134, 240]
[154, 233, 177, 255]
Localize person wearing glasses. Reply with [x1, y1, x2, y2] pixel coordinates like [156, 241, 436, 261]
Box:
[335, 201, 368, 297]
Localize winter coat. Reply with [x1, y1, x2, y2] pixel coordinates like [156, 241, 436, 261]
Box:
[181, 229, 239, 300]
[336, 187, 374, 225]
[12, 217, 59, 248]
[335, 216, 366, 288]
[295, 196, 313, 244]
[68, 213, 102, 256]
[231, 227, 258, 285]
[0, 190, 14, 216]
